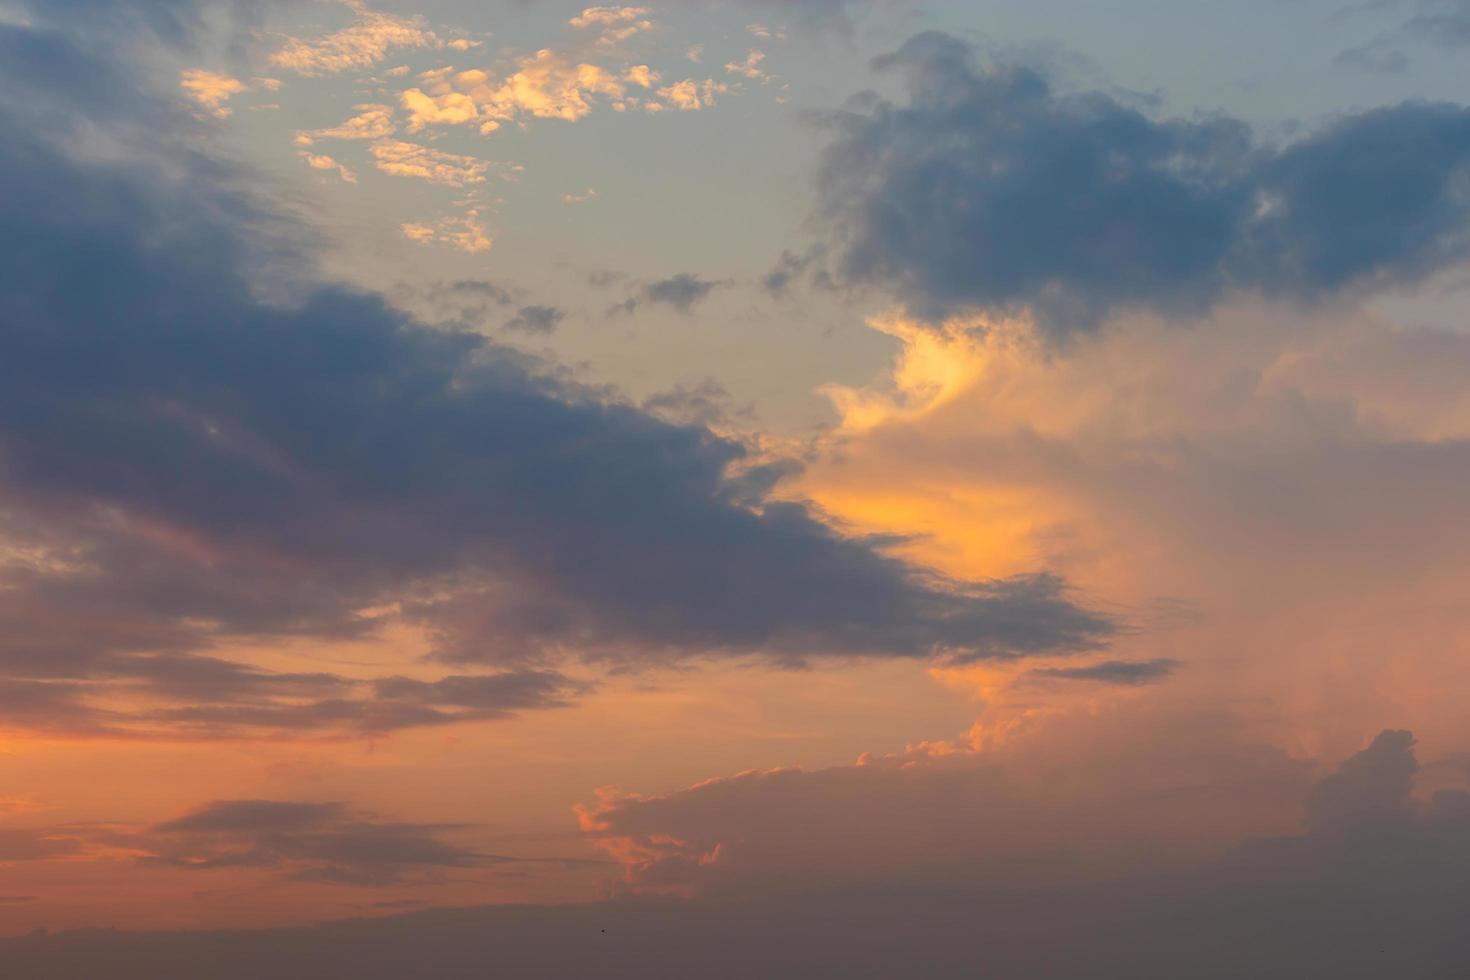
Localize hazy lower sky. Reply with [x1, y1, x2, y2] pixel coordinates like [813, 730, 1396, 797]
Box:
[2, 1, 1470, 975]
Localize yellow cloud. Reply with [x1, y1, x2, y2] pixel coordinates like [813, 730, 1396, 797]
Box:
[800, 304, 1470, 756]
[296, 104, 396, 145]
[568, 6, 651, 28]
[270, 5, 437, 76]
[400, 211, 493, 253]
[298, 152, 357, 183]
[656, 78, 727, 111]
[369, 140, 495, 186]
[402, 49, 644, 134]
[725, 49, 767, 80]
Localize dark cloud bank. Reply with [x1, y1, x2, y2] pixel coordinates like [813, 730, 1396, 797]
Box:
[5, 731, 1467, 978]
[0, 8, 1110, 739]
[805, 31, 1470, 331]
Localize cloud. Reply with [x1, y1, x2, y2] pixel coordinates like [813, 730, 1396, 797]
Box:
[811, 31, 1470, 331]
[299, 152, 357, 183]
[1305, 729, 1422, 836]
[579, 720, 1470, 918]
[576, 709, 1302, 895]
[725, 49, 767, 79]
[0, 16, 1110, 740]
[400, 209, 493, 252]
[656, 78, 726, 110]
[504, 305, 566, 334]
[269, 3, 437, 77]
[1405, 0, 1470, 44]
[568, 5, 654, 46]
[295, 104, 396, 144]
[642, 380, 755, 429]
[762, 246, 827, 296]
[134, 666, 584, 737]
[115, 799, 492, 886]
[1023, 658, 1177, 686]
[607, 273, 728, 315]
[178, 68, 244, 118]
[368, 139, 496, 186]
[402, 52, 647, 135]
[568, 6, 651, 29]
[642, 273, 724, 312]
[1337, 1, 1470, 72]
[11, 727, 1466, 977]
[0, 828, 86, 862]
[402, 278, 517, 323]
[799, 300, 1470, 757]
[399, 46, 718, 133]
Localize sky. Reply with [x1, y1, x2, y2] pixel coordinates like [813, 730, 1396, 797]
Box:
[2, 0, 1470, 975]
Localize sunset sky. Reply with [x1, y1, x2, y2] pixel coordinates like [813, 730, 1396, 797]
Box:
[3, 1, 1470, 975]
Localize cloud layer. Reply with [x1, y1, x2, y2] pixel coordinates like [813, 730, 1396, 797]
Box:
[5, 727, 1467, 978]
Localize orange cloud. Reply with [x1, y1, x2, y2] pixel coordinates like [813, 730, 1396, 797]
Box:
[178, 69, 246, 118]
[270, 4, 437, 77]
[799, 304, 1470, 758]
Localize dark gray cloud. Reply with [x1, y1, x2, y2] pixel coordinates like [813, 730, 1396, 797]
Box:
[1405, 0, 1470, 43]
[5, 730, 1468, 978]
[135, 800, 486, 885]
[134, 668, 586, 738]
[613, 274, 727, 316]
[1335, 39, 1414, 73]
[762, 246, 831, 297]
[813, 31, 1470, 332]
[1305, 728, 1421, 835]
[641, 380, 756, 428]
[1024, 658, 1178, 686]
[398, 279, 517, 327]
[645, 274, 723, 312]
[11, 796, 611, 889]
[0, 16, 1110, 738]
[503, 305, 566, 334]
